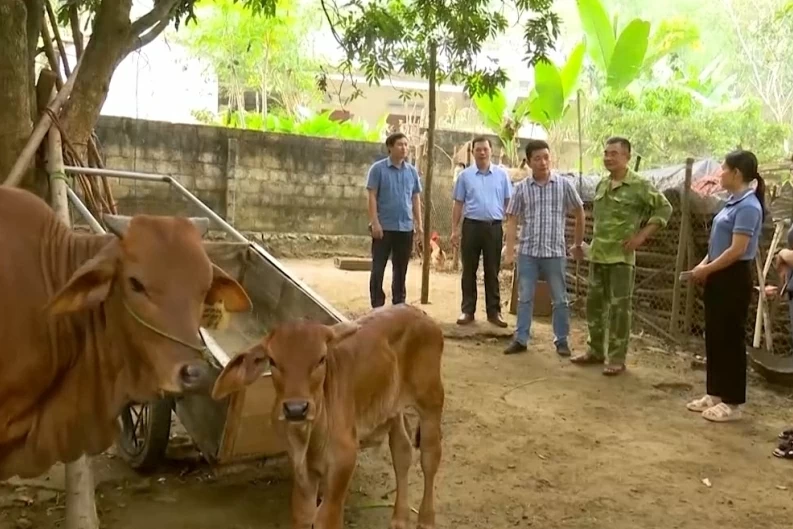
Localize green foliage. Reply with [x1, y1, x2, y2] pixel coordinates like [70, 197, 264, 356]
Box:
[575, 0, 699, 91]
[177, 0, 322, 119]
[319, 0, 561, 100]
[218, 110, 387, 141]
[586, 86, 789, 167]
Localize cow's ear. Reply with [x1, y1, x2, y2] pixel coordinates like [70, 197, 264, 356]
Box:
[46, 240, 120, 315]
[326, 320, 360, 348]
[205, 264, 252, 313]
[211, 340, 269, 400]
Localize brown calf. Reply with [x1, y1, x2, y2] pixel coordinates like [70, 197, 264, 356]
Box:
[212, 304, 445, 529]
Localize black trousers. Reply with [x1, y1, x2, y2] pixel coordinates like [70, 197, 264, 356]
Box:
[704, 260, 752, 405]
[369, 230, 414, 308]
[460, 218, 503, 316]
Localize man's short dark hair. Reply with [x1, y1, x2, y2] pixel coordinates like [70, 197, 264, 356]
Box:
[525, 139, 550, 159]
[605, 136, 631, 154]
[385, 132, 408, 148]
[471, 136, 492, 149]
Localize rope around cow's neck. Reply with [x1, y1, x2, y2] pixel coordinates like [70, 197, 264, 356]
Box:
[121, 298, 207, 353]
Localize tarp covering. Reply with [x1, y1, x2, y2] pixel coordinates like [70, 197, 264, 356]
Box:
[556, 158, 749, 214]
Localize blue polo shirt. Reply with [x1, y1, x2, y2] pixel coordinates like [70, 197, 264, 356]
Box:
[707, 189, 763, 262]
[452, 164, 513, 221]
[366, 157, 422, 232]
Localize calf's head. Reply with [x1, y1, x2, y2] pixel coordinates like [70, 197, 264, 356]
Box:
[45, 215, 252, 397]
[211, 320, 360, 423]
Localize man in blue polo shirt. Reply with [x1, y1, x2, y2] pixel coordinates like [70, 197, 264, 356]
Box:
[451, 136, 513, 327]
[366, 132, 423, 308]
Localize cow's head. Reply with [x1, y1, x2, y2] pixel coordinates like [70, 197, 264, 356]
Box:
[210, 320, 360, 423]
[45, 214, 252, 397]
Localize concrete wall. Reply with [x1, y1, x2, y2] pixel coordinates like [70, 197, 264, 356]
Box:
[93, 116, 471, 256]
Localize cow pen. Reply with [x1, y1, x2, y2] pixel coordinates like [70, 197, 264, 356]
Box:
[63, 165, 347, 472]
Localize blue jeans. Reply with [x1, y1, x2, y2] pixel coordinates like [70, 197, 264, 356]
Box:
[515, 255, 569, 347]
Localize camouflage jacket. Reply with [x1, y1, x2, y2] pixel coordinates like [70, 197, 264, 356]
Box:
[589, 169, 673, 265]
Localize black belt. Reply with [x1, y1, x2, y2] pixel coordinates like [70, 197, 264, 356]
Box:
[464, 218, 502, 225]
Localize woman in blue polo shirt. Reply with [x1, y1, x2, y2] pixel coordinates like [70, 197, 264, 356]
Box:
[685, 150, 765, 423]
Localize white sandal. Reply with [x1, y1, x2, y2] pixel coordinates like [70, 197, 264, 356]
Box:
[686, 395, 721, 412]
[702, 402, 741, 422]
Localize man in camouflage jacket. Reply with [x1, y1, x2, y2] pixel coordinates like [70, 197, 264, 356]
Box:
[571, 137, 673, 376]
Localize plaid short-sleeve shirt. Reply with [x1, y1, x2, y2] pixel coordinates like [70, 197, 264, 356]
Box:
[506, 174, 583, 258]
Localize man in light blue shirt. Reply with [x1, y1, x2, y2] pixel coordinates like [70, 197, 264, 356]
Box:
[366, 132, 423, 308]
[451, 136, 513, 327]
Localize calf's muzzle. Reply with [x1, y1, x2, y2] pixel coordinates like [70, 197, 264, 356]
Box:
[283, 400, 310, 421]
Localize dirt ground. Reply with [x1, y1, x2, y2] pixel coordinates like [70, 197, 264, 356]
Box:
[3, 258, 793, 529]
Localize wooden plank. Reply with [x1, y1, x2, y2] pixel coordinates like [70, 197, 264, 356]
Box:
[333, 257, 372, 271]
[670, 158, 694, 337]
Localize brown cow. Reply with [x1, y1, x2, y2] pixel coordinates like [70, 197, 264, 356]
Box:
[0, 186, 252, 480]
[212, 303, 445, 529]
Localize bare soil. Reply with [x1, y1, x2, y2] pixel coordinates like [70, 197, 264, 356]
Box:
[3, 258, 793, 529]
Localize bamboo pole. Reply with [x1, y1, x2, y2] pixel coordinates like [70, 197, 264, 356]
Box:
[3, 56, 82, 188]
[752, 221, 784, 349]
[669, 158, 694, 337]
[45, 77, 100, 529]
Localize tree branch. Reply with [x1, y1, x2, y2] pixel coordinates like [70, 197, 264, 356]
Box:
[127, 17, 170, 53]
[129, 0, 179, 37]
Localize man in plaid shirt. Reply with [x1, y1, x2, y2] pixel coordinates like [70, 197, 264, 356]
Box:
[502, 140, 586, 356]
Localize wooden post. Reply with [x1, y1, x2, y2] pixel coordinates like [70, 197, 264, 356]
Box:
[419, 41, 437, 304]
[669, 158, 694, 337]
[46, 82, 100, 529]
[753, 221, 784, 349]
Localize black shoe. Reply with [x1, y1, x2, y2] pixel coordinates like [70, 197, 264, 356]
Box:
[488, 313, 508, 328]
[456, 313, 474, 325]
[503, 341, 527, 355]
[556, 343, 571, 357]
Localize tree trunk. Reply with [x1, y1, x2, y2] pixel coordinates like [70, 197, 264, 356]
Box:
[60, 0, 133, 160]
[420, 42, 437, 304]
[0, 0, 35, 191]
[24, 0, 44, 122]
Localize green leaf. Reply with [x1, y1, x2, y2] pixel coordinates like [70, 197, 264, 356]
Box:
[472, 89, 508, 133]
[606, 19, 651, 91]
[576, 0, 615, 73]
[642, 17, 700, 73]
[534, 59, 565, 124]
[560, 41, 586, 100]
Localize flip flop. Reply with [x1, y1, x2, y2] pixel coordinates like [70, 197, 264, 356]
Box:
[773, 438, 793, 459]
[778, 428, 793, 440]
[602, 364, 626, 376]
[570, 352, 604, 365]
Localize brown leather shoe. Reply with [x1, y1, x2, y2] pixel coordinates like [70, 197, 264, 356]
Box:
[456, 313, 474, 325]
[487, 313, 508, 328]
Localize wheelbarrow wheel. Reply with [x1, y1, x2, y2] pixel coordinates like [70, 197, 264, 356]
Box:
[116, 397, 173, 473]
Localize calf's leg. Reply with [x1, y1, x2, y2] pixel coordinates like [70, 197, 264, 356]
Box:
[314, 441, 357, 529]
[416, 401, 443, 529]
[388, 413, 413, 529]
[290, 467, 319, 529]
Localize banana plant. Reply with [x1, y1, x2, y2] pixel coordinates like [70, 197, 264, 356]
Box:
[472, 40, 586, 161]
[576, 0, 699, 92]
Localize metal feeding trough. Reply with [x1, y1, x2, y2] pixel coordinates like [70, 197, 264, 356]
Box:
[748, 346, 793, 388]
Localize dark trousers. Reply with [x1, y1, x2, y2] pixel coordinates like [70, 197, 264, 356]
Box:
[460, 218, 503, 316]
[704, 260, 752, 405]
[370, 230, 413, 308]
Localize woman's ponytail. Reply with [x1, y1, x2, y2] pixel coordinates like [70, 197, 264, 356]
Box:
[754, 172, 767, 220]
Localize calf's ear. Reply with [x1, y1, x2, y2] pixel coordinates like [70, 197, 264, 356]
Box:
[326, 320, 361, 348]
[205, 264, 252, 313]
[211, 339, 270, 400]
[46, 240, 120, 315]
